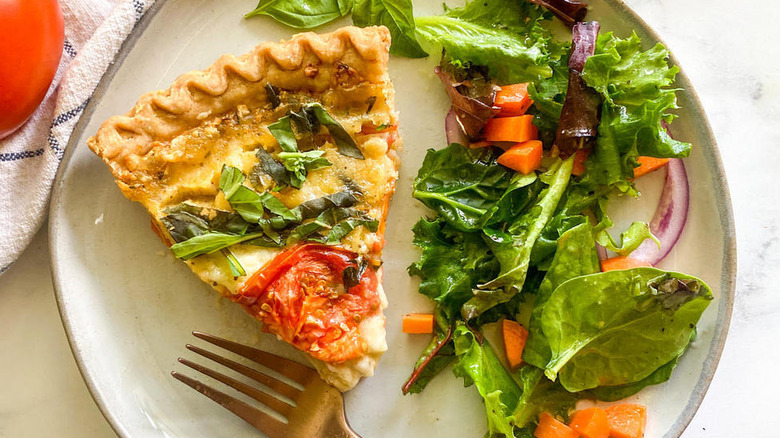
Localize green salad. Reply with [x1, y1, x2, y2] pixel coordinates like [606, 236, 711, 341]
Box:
[246, 0, 712, 435]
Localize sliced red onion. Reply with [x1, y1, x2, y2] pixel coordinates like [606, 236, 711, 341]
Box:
[445, 108, 469, 146]
[631, 158, 689, 265]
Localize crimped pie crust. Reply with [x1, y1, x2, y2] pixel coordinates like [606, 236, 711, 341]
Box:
[88, 26, 392, 201]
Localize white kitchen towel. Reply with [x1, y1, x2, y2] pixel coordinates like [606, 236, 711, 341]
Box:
[0, 0, 155, 275]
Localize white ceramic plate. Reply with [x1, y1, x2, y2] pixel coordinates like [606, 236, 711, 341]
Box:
[50, 1, 735, 436]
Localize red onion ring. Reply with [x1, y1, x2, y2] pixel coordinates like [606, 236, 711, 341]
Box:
[596, 243, 608, 261]
[631, 158, 690, 265]
[445, 107, 469, 146]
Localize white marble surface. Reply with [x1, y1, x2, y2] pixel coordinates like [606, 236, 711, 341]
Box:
[1, 0, 778, 436]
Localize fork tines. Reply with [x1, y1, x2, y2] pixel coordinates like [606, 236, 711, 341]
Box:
[172, 331, 318, 437]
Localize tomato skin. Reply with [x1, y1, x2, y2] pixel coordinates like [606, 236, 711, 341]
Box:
[0, 0, 64, 139]
[237, 244, 381, 363]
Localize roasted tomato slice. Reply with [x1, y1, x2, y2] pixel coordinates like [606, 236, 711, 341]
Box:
[236, 244, 381, 363]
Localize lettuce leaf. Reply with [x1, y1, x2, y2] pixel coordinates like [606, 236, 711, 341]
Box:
[581, 32, 690, 191]
[415, 0, 560, 84]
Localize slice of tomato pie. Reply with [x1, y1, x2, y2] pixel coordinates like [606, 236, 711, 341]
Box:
[87, 26, 399, 391]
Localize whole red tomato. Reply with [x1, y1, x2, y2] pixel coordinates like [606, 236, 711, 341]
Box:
[0, 0, 64, 139]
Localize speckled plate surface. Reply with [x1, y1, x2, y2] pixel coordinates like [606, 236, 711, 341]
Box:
[49, 1, 735, 436]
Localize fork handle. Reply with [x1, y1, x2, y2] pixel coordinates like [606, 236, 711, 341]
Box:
[323, 410, 361, 438]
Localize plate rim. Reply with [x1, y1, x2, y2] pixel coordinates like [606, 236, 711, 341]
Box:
[48, 1, 737, 437]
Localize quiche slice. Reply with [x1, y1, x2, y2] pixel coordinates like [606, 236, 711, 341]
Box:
[87, 26, 400, 391]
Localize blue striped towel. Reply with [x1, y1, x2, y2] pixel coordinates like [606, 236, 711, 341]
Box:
[0, 0, 155, 275]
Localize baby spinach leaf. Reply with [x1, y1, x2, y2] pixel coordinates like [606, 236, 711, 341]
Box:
[245, 0, 350, 29]
[542, 267, 712, 391]
[412, 144, 518, 232]
[452, 324, 521, 438]
[511, 365, 580, 428]
[307, 103, 364, 159]
[523, 222, 600, 370]
[353, 0, 427, 58]
[462, 158, 573, 319]
[586, 354, 681, 402]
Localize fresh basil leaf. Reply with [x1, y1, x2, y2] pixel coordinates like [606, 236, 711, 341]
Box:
[265, 83, 281, 108]
[523, 222, 600, 370]
[462, 158, 573, 319]
[258, 191, 301, 222]
[161, 204, 249, 243]
[170, 232, 264, 260]
[452, 324, 521, 438]
[295, 190, 359, 219]
[289, 207, 359, 240]
[353, 0, 427, 58]
[289, 105, 320, 150]
[254, 147, 292, 187]
[245, 0, 349, 29]
[307, 103, 364, 159]
[542, 268, 713, 391]
[221, 248, 246, 277]
[277, 150, 332, 188]
[268, 116, 298, 153]
[218, 164, 246, 199]
[227, 185, 268, 223]
[322, 217, 378, 243]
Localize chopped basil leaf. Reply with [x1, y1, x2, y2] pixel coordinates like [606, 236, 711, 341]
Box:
[307, 103, 364, 159]
[265, 82, 281, 108]
[222, 248, 246, 277]
[342, 256, 369, 290]
[295, 190, 359, 219]
[170, 231, 264, 260]
[218, 164, 246, 198]
[277, 150, 332, 188]
[254, 147, 292, 187]
[161, 204, 248, 242]
[268, 116, 298, 152]
[258, 191, 301, 222]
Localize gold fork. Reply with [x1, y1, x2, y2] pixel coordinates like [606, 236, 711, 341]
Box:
[172, 331, 361, 438]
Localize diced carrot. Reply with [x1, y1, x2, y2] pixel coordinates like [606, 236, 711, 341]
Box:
[502, 319, 529, 370]
[633, 156, 670, 178]
[569, 407, 610, 438]
[483, 115, 537, 143]
[535, 413, 579, 438]
[605, 404, 646, 438]
[495, 83, 534, 116]
[572, 149, 589, 176]
[601, 256, 652, 272]
[497, 140, 543, 175]
[402, 313, 434, 334]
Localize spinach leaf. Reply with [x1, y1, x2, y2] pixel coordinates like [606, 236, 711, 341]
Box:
[462, 158, 573, 319]
[408, 218, 499, 318]
[523, 222, 600, 369]
[277, 150, 332, 188]
[307, 103, 365, 159]
[542, 267, 712, 391]
[581, 32, 689, 191]
[452, 324, 521, 438]
[415, 0, 558, 83]
[245, 0, 351, 29]
[586, 354, 681, 402]
[511, 365, 579, 428]
[412, 144, 520, 232]
[353, 0, 427, 58]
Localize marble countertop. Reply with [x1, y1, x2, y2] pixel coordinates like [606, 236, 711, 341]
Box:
[1, 0, 778, 436]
